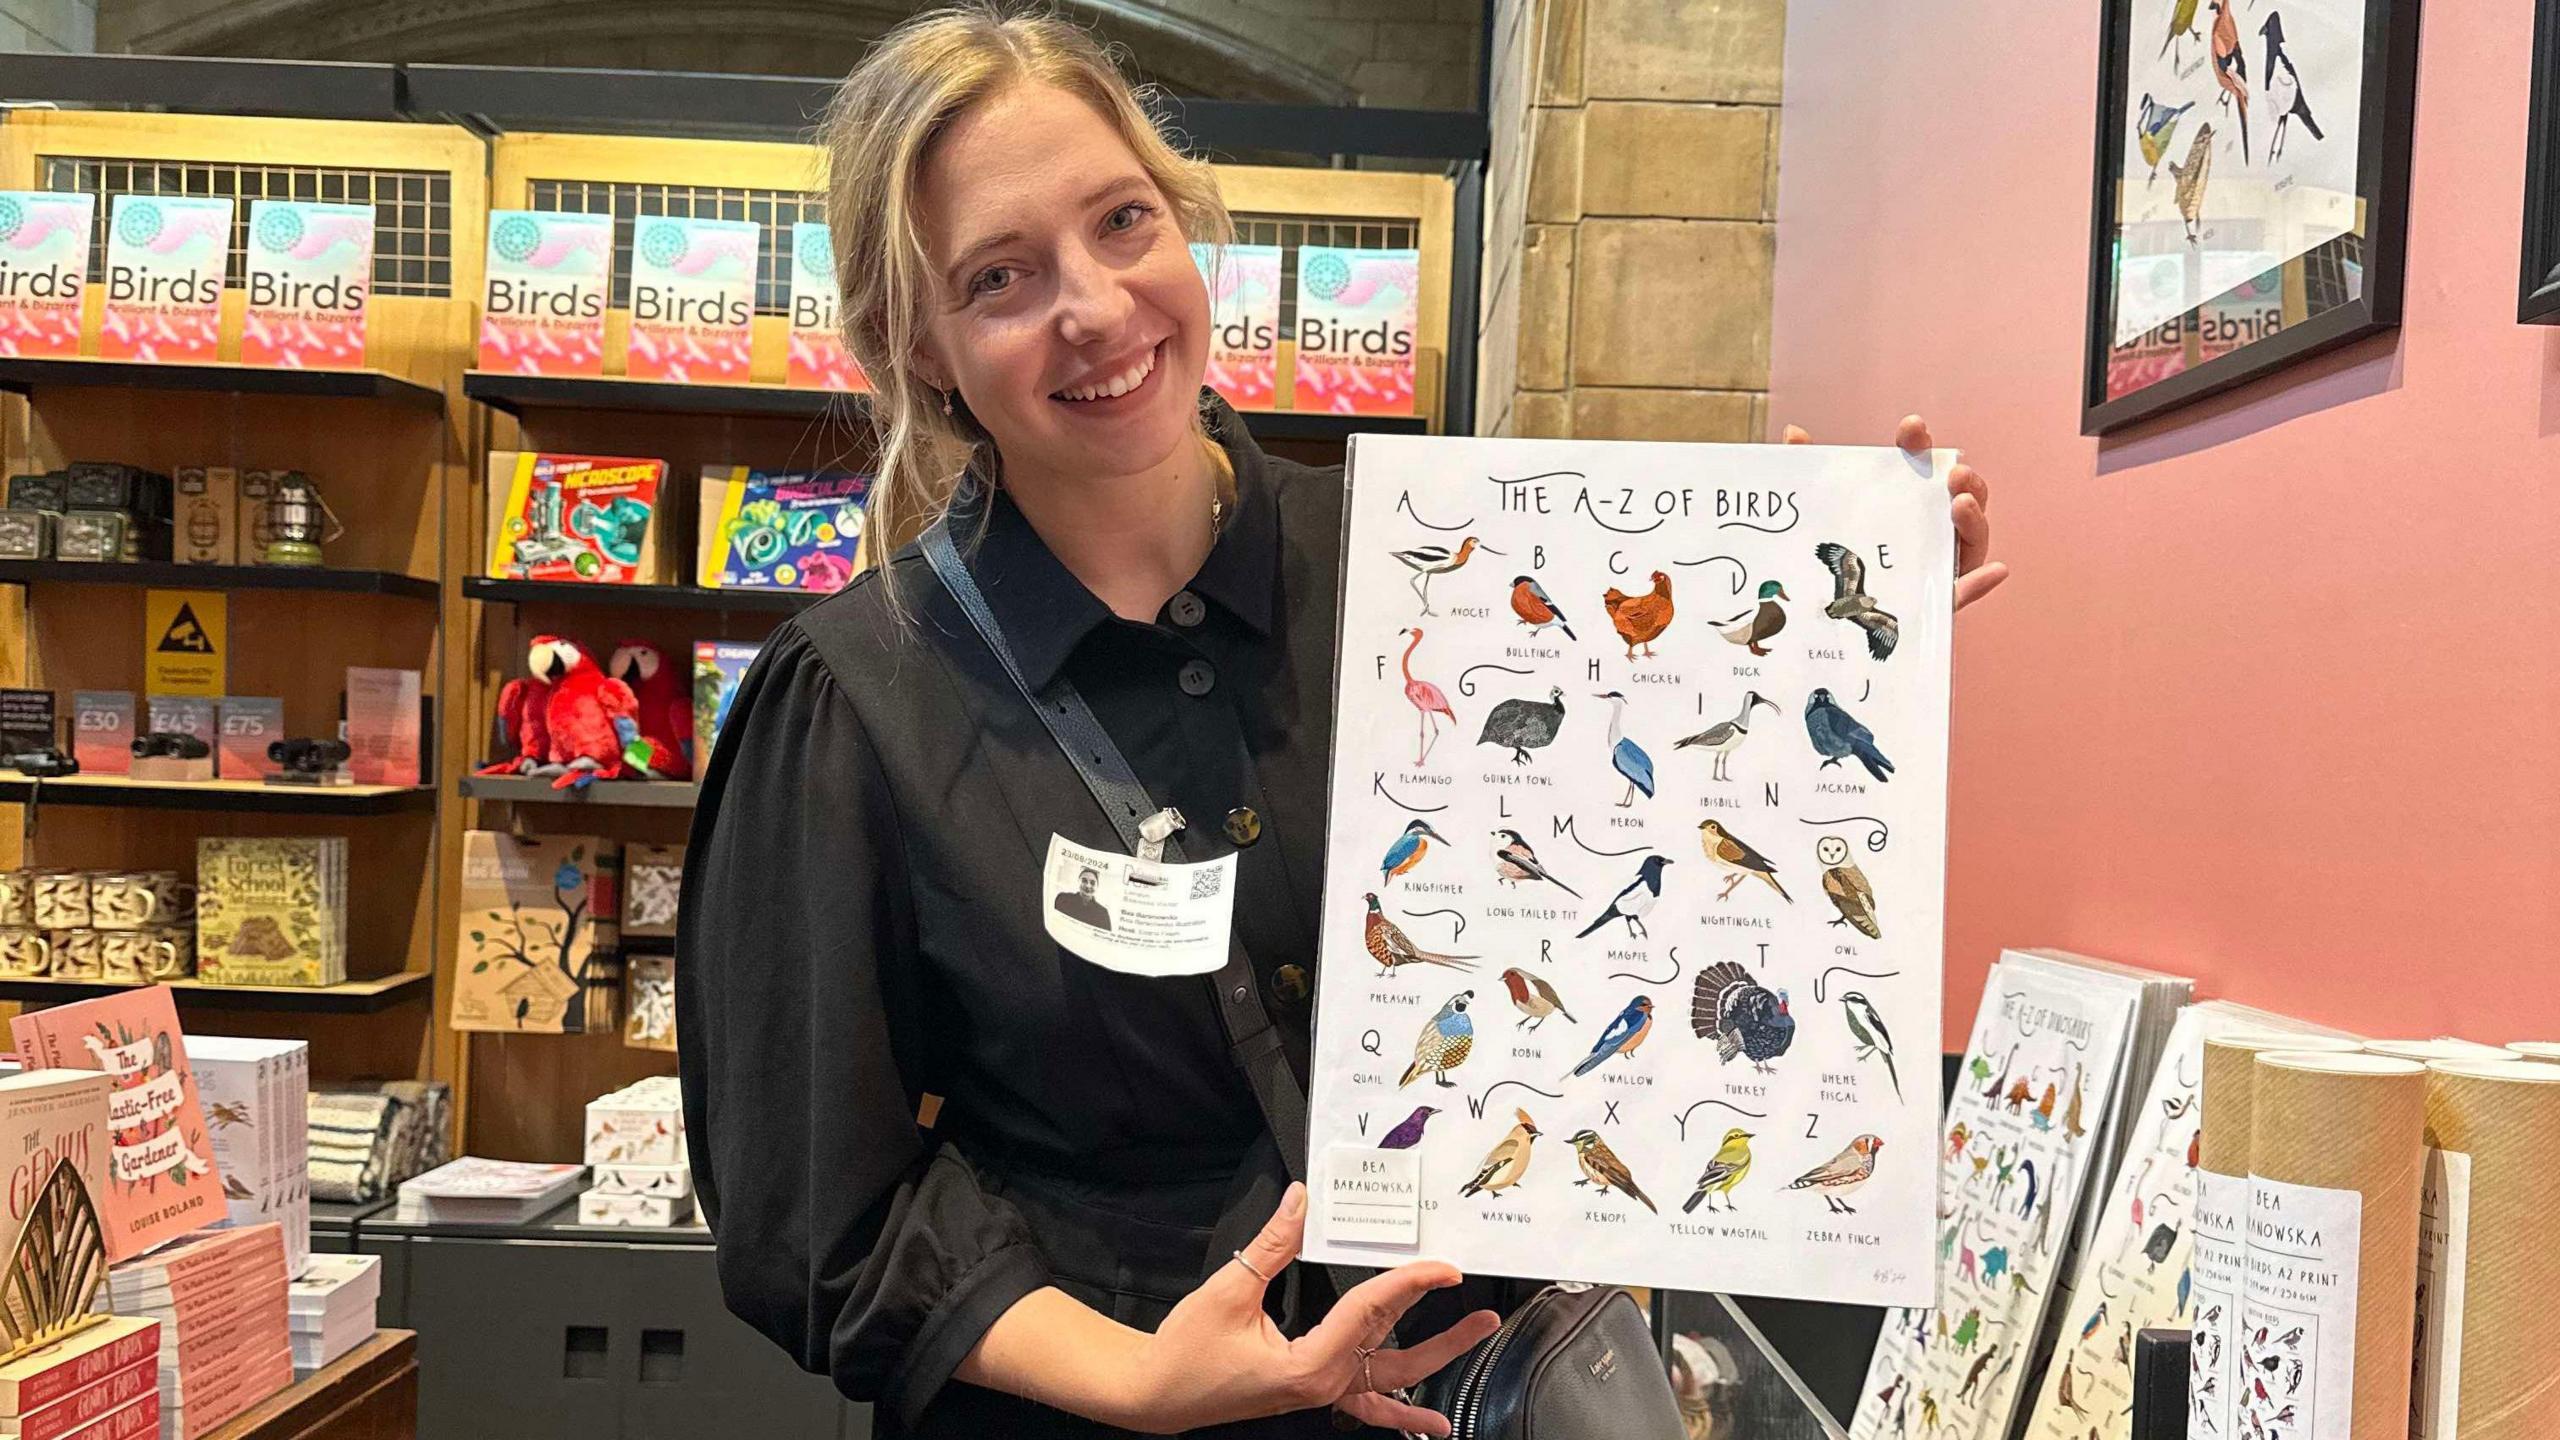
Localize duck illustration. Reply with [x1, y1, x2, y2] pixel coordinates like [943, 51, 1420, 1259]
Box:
[1602, 571, 1675, 660]
[1714, 580, 1789, 656]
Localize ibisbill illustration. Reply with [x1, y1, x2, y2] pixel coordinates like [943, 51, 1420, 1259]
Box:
[1490, 829, 1581, 898]
[1476, 686, 1566, 767]
[1818, 835, 1881, 938]
[1602, 570, 1675, 660]
[1576, 854, 1672, 940]
[1565, 995, 1655, 1079]
[1673, 690, 1777, 782]
[1786, 1134, 1884, 1213]
[1805, 688, 1894, 783]
[1682, 1128, 1755, 1213]
[1695, 960, 1795, 1072]
[1362, 894, 1477, 977]
[1814, 542, 1899, 660]
[1459, 1109, 1541, 1199]
[1713, 579, 1789, 657]
[1399, 990, 1476, 1088]
[2136, 93, 2197, 186]
[1698, 819, 1791, 903]
[1567, 1129, 1658, 1213]
[1378, 818, 1448, 885]
[1498, 966, 1577, 1030]
[1508, 575, 1578, 641]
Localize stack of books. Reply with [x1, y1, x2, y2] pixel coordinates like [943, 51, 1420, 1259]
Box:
[578, 1076, 693, 1227]
[0, 1318, 161, 1440]
[108, 1223, 291, 1438]
[393, 1157, 585, 1225]
[187, 1036, 311, 1280]
[285, 1254, 380, 1377]
[194, 837, 348, 987]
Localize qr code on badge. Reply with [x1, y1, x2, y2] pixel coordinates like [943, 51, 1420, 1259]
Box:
[1189, 867, 1225, 901]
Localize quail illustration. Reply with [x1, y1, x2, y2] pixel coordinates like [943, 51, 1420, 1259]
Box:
[1567, 1129, 1657, 1213]
[1459, 1109, 1540, 1198]
[1498, 966, 1577, 1030]
[1363, 894, 1477, 977]
[1786, 1134, 1884, 1213]
[1682, 1127, 1755, 1213]
[1491, 829, 1580, 898]
[1399, 990, 1475, 1088]
[1818, 835, 1881, 938]
[1699, 819, 1791, 902]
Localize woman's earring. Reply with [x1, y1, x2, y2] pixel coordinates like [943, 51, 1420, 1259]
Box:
[940, 390, 953, 416]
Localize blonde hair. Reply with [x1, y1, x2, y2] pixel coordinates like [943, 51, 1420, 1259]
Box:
[821, 4, 1234, 572]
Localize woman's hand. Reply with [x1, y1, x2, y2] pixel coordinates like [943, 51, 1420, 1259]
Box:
[1784, 414, 2009, 610]
[1124, 1182, 1502, 1436]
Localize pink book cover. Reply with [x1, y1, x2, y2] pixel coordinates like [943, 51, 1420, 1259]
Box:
[169, 1342, 288, 1440]
[342, 668, 421, 786]
[55, 1393, 155, 1440]
[11, 990, 224, 1262]
[0, 1319, 158, 1413]
[10, 1355, 153, 1440]
[117, 1222, 277, 1287]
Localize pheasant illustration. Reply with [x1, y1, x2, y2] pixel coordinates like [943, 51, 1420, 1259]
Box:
[1362, 894, 1476, 977]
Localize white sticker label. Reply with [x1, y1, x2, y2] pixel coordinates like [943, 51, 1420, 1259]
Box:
[2411, 1148, 2470, 1440]
[1040, 832, 1236, 977]
[1324, 1144, 1422, 1248]
[2244, 1175, 2364, 1440]
[2193, 1168, 2248, 1440]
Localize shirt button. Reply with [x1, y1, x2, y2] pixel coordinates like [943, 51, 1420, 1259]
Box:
[1271, 964, 1311, 1003]
[1168, 591, 1206, 628]
[1178, 659, 1216, 697]
[1224, 806, 1262, 847]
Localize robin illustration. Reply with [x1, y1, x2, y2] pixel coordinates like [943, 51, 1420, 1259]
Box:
[1363, 894, 1477, 977]
[1683, 1128, 1755, 1213]
[1460, 1109, 1540, 1198]
[1567, 1129, 1657, 1212]
[1490, 829, 1580, 898]
[1699, 819, 1791, 902]
[1509, 575, 1578, 641]
[1566, 995, 1654, 1079]
[1787, 1134, 1883, 1213]
[1498, 966, 1577, 1030]
[1399, 991, 1475, 1088]
[1378, 819, 1448, 885]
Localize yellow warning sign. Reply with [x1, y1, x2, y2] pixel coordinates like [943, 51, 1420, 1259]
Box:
[144, 589, 227, 697]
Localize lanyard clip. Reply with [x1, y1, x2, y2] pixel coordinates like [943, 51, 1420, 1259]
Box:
[1137, 807, 1186, 863]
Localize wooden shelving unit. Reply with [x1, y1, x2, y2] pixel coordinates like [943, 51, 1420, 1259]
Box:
[0, 970, 431, 1013]
[457, 776, 699, 808]
[465, 370, 851, 422]
[0, 774, 436, 815]
[461, 576, 810, 614]
[0, 559, 438, 600]
[0, 356, 445, 413]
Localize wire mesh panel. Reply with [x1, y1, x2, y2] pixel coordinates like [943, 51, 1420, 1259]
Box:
[1232, 214, 1419, 335]
[38, 156, 453, 296]
[526, 180, 826, 316]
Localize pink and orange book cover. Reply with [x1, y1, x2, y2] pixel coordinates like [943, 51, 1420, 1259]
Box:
[0, 192, 95, 359]
[785, 222, 867, 392]
[12, 988, 224, 1262]
[1290, 245, 1419, 417]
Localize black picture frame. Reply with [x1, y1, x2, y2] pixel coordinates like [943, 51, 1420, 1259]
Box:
[2081, 0, 2423, 434]
[2520, 0, 2560, 321]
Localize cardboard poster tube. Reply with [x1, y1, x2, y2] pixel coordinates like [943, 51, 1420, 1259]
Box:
[2421, 1059, 2560, 1440]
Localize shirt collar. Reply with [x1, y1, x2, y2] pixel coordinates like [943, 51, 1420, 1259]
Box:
[953, 390, 1282, 693]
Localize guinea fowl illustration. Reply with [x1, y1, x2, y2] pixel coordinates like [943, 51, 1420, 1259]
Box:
[1818, 835, 1882, 938]
[1391, 534, 1497, 615]
[1566, 995, 1655, 1079]
[1699, 819, 1791, 902]
[1674, 690, 1777, 782]
[1490, 829, 1580, 898]
[1714, 579, 1789, 657]
[1683, 1128, 1754, 1213]
[2261, 12, 2322, 161]
[2210, 1, 2253, 164]
[1399, 990, 1476, 1088]
[1378, 819, 1449, 885]
[2168, 124, 2216, 244]
[1577, 854, 1672, 940]
[1508, 575, 1578, 641]
[2160, 0, 2203, 65]
[1498, 966, 1576, 1029]
[1602, 571, 1675, 660]
[2137, 93, 2198, 186]
[1459, 1109, 1540, 1198]
[1814, 542, 1899, 659]
[1595, 690, 1656, 807]
[1362, 894, 1477, 976]
[1396, 627, 1458, 766]
[1806, 688, 1895, 783]
[1476, 686, 1566, 766]
[1695, 960, 1796, 1072]
[1568, 1129, 1657, 1212]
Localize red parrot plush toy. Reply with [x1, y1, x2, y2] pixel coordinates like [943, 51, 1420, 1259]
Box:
[607, 639, 694, 780]
[541, 637, 642, 790]
[475, 635, 561, 776]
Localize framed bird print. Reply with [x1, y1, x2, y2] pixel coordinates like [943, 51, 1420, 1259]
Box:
[1303, 433, 1955, 1307]
[2519, 0, 2560, 321]
[2082, 0, 2421, 433]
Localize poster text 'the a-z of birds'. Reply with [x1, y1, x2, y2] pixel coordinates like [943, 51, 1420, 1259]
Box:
[1307, 435, 1953, 1306]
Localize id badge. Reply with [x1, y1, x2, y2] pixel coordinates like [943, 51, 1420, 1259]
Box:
[1041, 832, 1236, 977]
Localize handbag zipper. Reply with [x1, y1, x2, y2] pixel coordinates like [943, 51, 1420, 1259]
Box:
[1448, 1290, 1546, 1440]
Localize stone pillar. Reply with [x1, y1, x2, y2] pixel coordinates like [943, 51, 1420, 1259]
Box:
[1477, 0, 1782, 443]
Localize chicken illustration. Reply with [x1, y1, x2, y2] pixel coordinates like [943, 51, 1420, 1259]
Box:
[2169, 124, 2217, 245]
[1693, 960, 1795, 1072]
[1813, 542, 1898, 659]
[1602, 571, 1675, 660]
[1713, 579, 1788, 656]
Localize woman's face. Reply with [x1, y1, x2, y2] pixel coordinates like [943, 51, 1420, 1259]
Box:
[913, 82, 1211, 485]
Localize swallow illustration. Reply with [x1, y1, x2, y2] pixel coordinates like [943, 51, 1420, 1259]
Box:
[1567, 995, 1655, 1078]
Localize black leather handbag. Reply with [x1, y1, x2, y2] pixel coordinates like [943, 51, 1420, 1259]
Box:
[1407, 1283, 1685, 1440]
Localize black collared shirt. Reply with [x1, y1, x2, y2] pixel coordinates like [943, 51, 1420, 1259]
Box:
[675, 396, 1347, 1433]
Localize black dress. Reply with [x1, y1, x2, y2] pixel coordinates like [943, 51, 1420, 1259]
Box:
[677, 395, 1488, 1437]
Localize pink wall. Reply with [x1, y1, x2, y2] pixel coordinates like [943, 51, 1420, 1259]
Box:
[1770, 0, 2560, 1050]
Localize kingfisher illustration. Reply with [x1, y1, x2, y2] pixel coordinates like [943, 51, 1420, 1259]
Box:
[1377, 1105, 1441, 1150]
[1575, 854, 1671, 940]
[1362, 894, 1477, 977]
[1490, 829, 1580, 898]
[1378, 819, 1449, 885]
[2136, 93, 2197, 186]
[1595, 690, 1656, 807]
[1508, 575, 1578, 641]
[1392, 534, 1499, 615]
[1399, 991, 1476, 1088]
[1566, 995, 1655, 1079]
[1673, 690, 1777, 782]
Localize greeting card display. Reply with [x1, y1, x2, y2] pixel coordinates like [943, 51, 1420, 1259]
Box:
[1192, 243, 1281, 410]
[478, 210, 611, 376]
[785, 222, 864, 391]
[625, 215, 757, 384]
[99, 196, 230, 364]
[1305, 433, 1953, 1306]
[0, 192, 95, 358]
[240, 201, 372, 368]
[1292, 246, 1417, 417]
[12, 989, 223, 1263]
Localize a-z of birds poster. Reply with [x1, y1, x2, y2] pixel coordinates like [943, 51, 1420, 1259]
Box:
[2111, 0, 2368, 347]
[1304, 433, 1953, 1307]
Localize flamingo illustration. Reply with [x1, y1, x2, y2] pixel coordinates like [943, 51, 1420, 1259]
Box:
[1398, 627, 1458, 766]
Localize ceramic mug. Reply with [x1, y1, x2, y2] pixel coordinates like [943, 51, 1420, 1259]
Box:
[0, 870, 32, 926]
[46, 927, 102, 979]
[89, 871, 192, 930]
[0, 926, 49, 977]
[28, 870, 89, 931]
[100, 927, 190, 983]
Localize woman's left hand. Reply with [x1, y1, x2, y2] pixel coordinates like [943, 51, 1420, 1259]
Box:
[1784, 414, 2009, 611]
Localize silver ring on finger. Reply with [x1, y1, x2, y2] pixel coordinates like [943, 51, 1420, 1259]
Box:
[1231, 1249, 1276, 1284]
